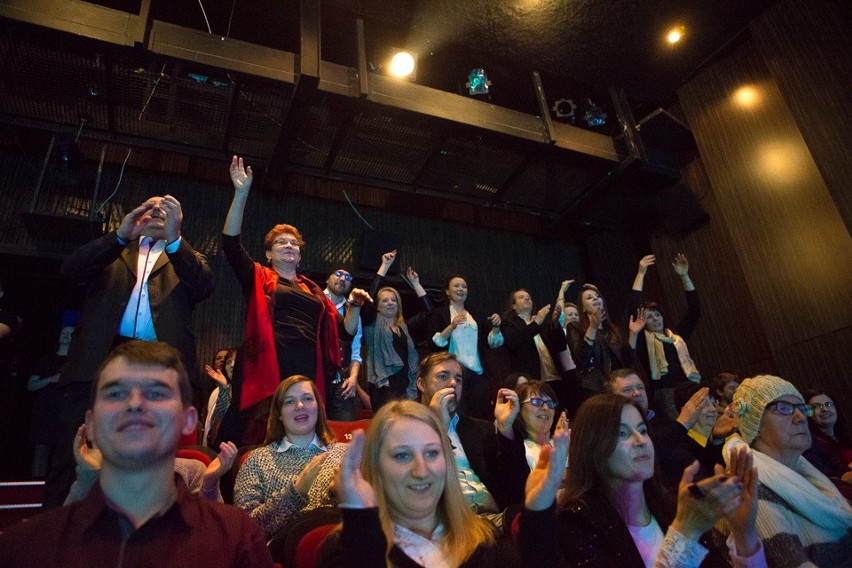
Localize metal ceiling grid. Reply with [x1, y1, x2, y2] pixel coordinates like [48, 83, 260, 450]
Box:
[227, 79, 291, 158]
[289, 96, 340, 168]
[330, 110, 440, 184]
[417, 135, 527, 199]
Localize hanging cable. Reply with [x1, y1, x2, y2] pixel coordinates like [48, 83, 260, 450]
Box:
[96, 148, 132, 214]
[342, 189, 374, 230]
[197, 0, 213, 34]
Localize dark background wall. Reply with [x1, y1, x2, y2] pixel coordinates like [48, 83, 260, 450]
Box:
[0, 0, 849, 477]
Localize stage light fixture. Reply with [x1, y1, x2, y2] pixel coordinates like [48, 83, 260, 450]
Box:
[389, 51, 416, 78]
[582, 99, 607, 127]
[667, 27, 684, 44]
[466, 69, 491, 96]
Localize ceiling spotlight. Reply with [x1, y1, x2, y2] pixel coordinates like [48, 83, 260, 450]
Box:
[466, 68, 491, 96]
[389, 51, 416, 78]
[667, 27, 684, 44]
[733, 85, 760, 108]
[582, 99, 607, 127]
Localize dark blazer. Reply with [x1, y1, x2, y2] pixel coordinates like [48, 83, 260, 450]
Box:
[500, 313, 564, 380]
[59, 231, 214, 392]
[456, 414, 528, 510]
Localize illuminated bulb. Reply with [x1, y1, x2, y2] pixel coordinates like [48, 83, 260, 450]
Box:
[667, 28, 682, 44]
[734, 85, 760, 108]
[389, 51, 415, 78]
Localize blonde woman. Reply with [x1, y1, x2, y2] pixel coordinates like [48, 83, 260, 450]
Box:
[321, 400, 518, 568]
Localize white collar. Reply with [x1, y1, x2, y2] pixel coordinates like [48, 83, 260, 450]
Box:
[277, 434, 327, 452]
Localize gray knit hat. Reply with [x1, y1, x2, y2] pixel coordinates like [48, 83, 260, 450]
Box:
[733, 375, 803, 444]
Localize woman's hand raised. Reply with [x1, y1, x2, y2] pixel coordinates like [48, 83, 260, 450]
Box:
[335, 430, 377, 509]
[229, 155, 252, 196]
[524, 429, 569, 511]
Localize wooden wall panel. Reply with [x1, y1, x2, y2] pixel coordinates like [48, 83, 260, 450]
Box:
[751, 0, 852, 234]
[677, 40, 852, 353]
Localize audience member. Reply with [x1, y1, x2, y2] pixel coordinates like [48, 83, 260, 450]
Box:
[629, 254, 701, 419]
[567, 283, 632, 406]
[28, 325, 74, 477]
[0, 340, 273, 567]
[323, 268, 364, 421]
[361, 251, 431, 411]
[708, 373, 740, 411]
[417, 352, 528, 515]
[521, 393, 764, 567]
[234, 375, 346, 539]
[223, 156, 367, 443]
[804, 389, 852, 471]
[204, 347, 236, 448]
[45, 194, 214, 508]
[725, 375, 852, 565]
[424, 274, 503, 419]
[64, 423, 236, 504]
[320, 400, 519, 568]
[503, 371, 531, 391]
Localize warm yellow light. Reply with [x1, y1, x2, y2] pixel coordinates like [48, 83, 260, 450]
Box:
[389, 51, 415, 78]
[667, 28, 683, 44]
[733, 85, 760, 108]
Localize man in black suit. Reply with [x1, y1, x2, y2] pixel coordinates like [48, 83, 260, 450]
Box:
[416, 352, 527, 518]
[44, 195, 214, 508]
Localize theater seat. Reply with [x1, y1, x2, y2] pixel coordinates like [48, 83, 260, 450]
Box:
[326, 419, 371, 443]
[268, 507, 341, 567]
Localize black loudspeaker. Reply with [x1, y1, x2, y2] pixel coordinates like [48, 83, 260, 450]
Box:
[656, 182, 709, 235]
[636, 108, 697, 165]
[358, 230, 400, 273]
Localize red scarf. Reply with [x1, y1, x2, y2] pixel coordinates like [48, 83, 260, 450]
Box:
[239, 263, 341, 410]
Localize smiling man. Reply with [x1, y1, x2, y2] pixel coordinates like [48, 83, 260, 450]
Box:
[0, 341, 273, 567]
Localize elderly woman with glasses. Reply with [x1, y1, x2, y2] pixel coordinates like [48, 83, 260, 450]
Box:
[224, 157, 370, 443]
[724, 375, 852, 566]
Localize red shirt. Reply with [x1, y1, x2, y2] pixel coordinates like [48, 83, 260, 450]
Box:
[0, 478, 274, 568]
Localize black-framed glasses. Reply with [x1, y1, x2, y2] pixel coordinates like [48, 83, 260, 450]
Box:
[766, 401, 814, 417]
[333, 270, 353, 281]
[811, 401, 834, 410]
[522, 397, 557, 409]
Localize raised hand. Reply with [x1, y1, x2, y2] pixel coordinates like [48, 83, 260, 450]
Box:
[725, 445, 760, 555]
[205, 441, 238, 481]
[405, 265, 419, 284]
[672, 253, 689, 276]
[335, 430, 377, 508]
[525, 430, 569, 511]
[73, 424, 102, 471]
[676, 387, 710, 430]
[117, 200, 156, 241]
[428, 387, 457, 428]
[588, 306, 605, 329]
[205, 364, 228, 387]
[160, 194, 183, 242]
[229, 155, 253, 196]
[670, 461, 746, 541]
[637, 255, 656, 274]
[450, 312, 468, 329]
[494, 388, 521, 437]
[294, 452, 330, 498]
[553, 411, 570, 439]
[347, 288, 373, 306]
[488, 313, 501, 328]
[535, 304, 552, 326]
[628, 308, 647, 336]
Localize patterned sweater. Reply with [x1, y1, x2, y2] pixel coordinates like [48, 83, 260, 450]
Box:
[235, 440, 345, 539]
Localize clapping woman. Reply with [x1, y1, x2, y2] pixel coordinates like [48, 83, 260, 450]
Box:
[520, 393, 765, 567]
[320, 400, 518, 568]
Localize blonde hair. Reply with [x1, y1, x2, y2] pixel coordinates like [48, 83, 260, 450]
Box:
[362, 400, 494, 565]
[376, 287, 406, 326]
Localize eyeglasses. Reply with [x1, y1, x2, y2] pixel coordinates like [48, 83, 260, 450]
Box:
[522, 397, 557, 409]
[765, 401, 814, 417]
[272, 238, 300, 248]
[333, 270, 353, 281]
[811, 401, 834, 410]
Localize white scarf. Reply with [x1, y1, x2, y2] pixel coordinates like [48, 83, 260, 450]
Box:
[724, 438, 852, 533]
[644, 328, 700, 382]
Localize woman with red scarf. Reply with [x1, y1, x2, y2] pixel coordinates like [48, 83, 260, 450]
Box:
[222, 156, 369, 444]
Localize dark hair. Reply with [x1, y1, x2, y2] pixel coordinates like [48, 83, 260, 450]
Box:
[603, 368, 641, 395]
[444, 275, 467, 291]
[264, 375, 334, 446]
[641, 301, 664, 321]
[95, 340, 192, 406]
[418, 352, 459, 381]
[558, 394, 674, 524]
[706, 372, 739, 401]
[503, 371, 531, 391]
[514, 380, 558, 440]
[263, 224, 305, 250]
[576, 284, 623, 349]
[803, 388, 852, 447]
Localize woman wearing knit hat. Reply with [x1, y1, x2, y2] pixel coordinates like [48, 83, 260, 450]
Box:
[724, 375, 852, 566]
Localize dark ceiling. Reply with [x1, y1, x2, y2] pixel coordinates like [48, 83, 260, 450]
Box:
[0, 0, 778, 228]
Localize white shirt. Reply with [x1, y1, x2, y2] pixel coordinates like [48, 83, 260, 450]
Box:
[431, 307, 503, 375]
[446, 414, 498, 513]
[277, 434, 327, 453]
[323, 289, 363, 364]
[117, 236, 181, 340]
